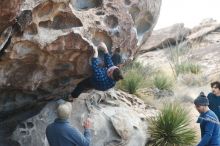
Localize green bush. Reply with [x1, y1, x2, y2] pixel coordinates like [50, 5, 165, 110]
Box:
[148, 103, 196, 146]
[175, 62, 200, 75]
[122, 61, 153, 77]
[153, 73, 173, 90]
[117, 61, 153, 94]
[119, 69, 144, 94]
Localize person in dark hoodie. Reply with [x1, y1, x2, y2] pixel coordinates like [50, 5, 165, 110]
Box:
[68, 42, 123, 101]
[194, 92, 220, 146]
[46, 101, 92, 146]
[208, 81, 220, 121]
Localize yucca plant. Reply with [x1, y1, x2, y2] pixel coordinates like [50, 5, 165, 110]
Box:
[148, 103, 196, 146]
[119, 69, 144, 94]
[153, 73, 173, 90]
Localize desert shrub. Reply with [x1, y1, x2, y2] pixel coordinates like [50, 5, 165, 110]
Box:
[148, 103, 196, 146]
[175, 62, 201, 75]
[117, 61, 153, 94]
[153, 73, 173, 90]
[119, 69, 144, 94]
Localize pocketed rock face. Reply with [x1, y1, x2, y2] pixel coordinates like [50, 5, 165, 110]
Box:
[0, 0, 22, 33]
[12, 89, 158, 146]
[0, 0, 161, 145]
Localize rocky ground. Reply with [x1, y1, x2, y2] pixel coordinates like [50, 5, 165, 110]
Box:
[12, 89, 158, 146]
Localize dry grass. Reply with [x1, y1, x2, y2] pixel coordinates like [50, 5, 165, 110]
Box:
[178, 73, 207, 86]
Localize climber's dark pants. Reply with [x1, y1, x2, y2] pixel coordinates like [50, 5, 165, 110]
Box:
[71, 77, 93, 98]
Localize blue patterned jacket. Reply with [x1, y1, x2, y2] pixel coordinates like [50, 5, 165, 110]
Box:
[91, 53, 116, 91]
[197, 110, 220, 146]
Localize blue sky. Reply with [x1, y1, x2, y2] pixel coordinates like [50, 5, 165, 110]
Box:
[155, 0, 220, 29]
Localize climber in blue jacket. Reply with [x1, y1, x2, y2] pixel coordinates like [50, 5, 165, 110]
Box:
[68, 42, 123, 101]
[46, 101, 92, 146]
[194, 92, 220, 146]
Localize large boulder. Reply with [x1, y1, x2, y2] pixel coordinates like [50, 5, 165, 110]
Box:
[187, 18, 220, 41]
[138, 23, 190, 53]
[0, 0, 21, 33]
[12, 89, 157, 146]
[203, 28, 220, 44]
[187, 25, 220, 41]
[0, 0, 161, 145]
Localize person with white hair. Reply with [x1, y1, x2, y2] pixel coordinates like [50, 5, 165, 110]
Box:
[46, 101, 92, 146]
